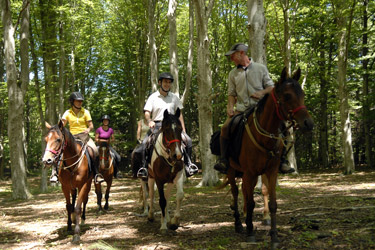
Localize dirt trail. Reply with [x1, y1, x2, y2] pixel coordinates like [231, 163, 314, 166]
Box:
[1, 169, 375, 249]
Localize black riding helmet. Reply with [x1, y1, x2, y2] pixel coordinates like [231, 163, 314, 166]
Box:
[69, 92, 84, 105]
[158, 72, 174, 83]
[101, 115, 110, 122]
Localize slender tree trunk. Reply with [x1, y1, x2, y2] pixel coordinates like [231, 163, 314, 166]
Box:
[181, 0, 194, 105]
[0, 41, 4, 178]
[193, 0, 218, 186]
[361, 0, 373, 168]
[30, 17, 47, 192]
[1, 0, 32, 199]
[247, 0, 267, 64]
[148, 0, 158, 91]
[58, 0, 65, 115]
[334, 0, 356, 174]
[318, 35, 329, 168]
[168, 0, 179, 95]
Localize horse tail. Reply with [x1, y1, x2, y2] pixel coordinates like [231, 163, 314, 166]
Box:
[216, 175, 230, 190]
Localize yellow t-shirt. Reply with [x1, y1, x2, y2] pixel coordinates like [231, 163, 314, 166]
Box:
[62, 108, 92, 135]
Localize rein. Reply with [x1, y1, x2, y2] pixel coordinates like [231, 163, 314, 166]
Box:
[245, 88, 306, 158]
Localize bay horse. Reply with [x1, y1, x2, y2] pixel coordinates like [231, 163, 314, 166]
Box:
[42, 120, 93, 243]
[225, 68, 314, 248]
[147, 108, 184, 234]
[95, 141, 114, 211]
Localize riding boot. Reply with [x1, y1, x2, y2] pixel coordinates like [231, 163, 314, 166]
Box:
[137, 154, 148, 179]
[279, 147, 295, 174]
[183, 147, 198, 177]
[50, 164, 59, 183]
[213, 137, 230, 174]
[94, 156, 105, 184]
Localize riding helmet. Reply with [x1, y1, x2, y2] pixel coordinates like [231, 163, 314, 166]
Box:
[101, 115, 110, 122]
[158, 72, 174, 83]
[69, 92, 84, 105]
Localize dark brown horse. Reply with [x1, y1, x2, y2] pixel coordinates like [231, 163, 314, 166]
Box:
[147, 109, 184, 233]
[42, 120, 93, 243]
[95, 141, 114, 211]
[225, 68, 314, 248]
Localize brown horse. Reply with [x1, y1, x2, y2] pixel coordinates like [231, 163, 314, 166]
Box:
[225, 68, 314, 248]
[42, 120, 93, 243]
[147, 109, 184, 233]
[95, 141, 114, 211]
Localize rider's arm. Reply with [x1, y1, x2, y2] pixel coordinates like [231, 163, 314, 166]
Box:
[179, 113, 186, 133]
[136, 120, 141, 140]
[227, 95, 236, 117]
[95, 132, 99, 143]
[110, 132, 115, 142]
[144, 111, 155, 128]
[86, 120, 94, 134]
[251, 86, 273, 100]
[61, 118, 68, 126]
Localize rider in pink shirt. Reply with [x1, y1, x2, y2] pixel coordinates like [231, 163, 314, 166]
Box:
[95, 115, 121, 178]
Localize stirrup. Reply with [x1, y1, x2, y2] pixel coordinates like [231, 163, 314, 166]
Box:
[279, 163, 295, 174]
[49, 174, 58, 183]
[186, 163, 198, 177]
[137, 167, 148, 179]
[95, 174, 105, 184]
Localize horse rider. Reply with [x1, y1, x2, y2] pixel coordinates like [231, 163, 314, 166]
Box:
[213, 43, 295, 174]
[135, 72, 199, 178]
[50, 92, 105, 184]
[95, 115, 121, 178]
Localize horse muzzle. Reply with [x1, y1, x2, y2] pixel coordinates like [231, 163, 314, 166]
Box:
[42, 158, 54, 168]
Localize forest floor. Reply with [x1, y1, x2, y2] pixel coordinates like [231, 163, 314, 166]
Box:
[1, 167, 375, 250]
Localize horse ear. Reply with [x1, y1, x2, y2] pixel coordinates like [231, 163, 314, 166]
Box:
[292, 67, 301, 81]
[175, 108, 180, 118]
[163, 109, 169, 120]
[45, 121, 51, 129]
[280, 67, 287, 83]
[58, 119, 64, 131]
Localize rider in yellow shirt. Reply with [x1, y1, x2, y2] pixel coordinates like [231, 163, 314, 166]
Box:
[50, 92, 104, 184]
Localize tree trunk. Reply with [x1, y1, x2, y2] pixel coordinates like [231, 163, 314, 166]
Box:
[334, 0, 355, 174]
[193, 0, 218, 186]
[361, 0, 373, 168]
[1, 0, 32, 199]
[247, 0, 267, 64]
[168, 0, 179, 96]
[30, 17, 47, 192]
[181, 0, 194, 105]
[148, 0, 158, 91]
[58, 0, 65, 115]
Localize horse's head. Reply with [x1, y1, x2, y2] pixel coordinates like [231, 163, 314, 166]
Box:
[42, 119, 66, 167]
[99, 141, 110, 168]
[161, 108, 183, 161]
[273, 67, 314, 132]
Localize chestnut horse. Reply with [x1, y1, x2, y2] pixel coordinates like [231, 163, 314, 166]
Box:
[147, 109, 184, 233]
[42, 120, 93, 243]
[95, 141, 114, 211]
[225, 68, 314, 248]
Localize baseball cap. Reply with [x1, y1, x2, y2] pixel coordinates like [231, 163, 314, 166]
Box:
[225, 43, 248, 56]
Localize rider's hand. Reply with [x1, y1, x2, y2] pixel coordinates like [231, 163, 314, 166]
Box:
[227, 107, 235, 118]
[251, 91, 264, 100]
[83, 128, 90, 134]
[149, 121, 155, 129]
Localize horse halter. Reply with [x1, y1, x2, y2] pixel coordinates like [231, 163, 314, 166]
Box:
[45, 130, 66, 164]
[271, 88, 306, 123]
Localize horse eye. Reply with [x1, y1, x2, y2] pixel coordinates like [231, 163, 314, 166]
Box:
[56, 138, 61, 143]
[284, 94, 292, 101]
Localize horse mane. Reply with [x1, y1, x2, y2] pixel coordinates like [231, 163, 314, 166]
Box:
[48, 124, 78, 148]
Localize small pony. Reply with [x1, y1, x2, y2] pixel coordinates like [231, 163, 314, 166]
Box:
[147, 108, 184, 233]
[42, 120, 93, 243]
[95, 141, 114, 211]
[224, 67, 314, 248]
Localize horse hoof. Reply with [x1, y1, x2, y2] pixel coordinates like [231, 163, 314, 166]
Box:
[262, 219, 271, 226]
[271, 242, 279, 250]
[160, 229, 168, 235]
[246, 235, 256, 243]
[168, 224, 178, 231]
[104, 205, 109, 210]
[235, 224, 243, 233]
[72, 234, 80, 244]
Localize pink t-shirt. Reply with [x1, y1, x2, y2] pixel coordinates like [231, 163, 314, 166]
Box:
[96, 126, 114, 139]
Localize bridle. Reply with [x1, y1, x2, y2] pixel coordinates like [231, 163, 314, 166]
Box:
[270, 88, 306, 122]
[99, 146, 113, 171]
